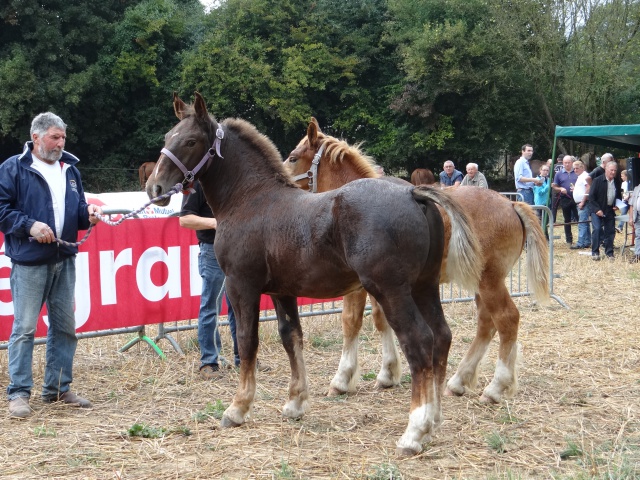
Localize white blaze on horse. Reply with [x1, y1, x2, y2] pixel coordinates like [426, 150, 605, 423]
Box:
[146, 93, 483, 456]
[285, 118, 551, 404]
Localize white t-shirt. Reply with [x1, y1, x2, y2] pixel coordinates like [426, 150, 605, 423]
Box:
[573, 171, 589, 203]
[31, 156, 66, 237]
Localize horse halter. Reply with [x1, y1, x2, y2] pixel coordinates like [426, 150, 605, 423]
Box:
[160, 124, 224, 190]
[291, 142, 326, 193]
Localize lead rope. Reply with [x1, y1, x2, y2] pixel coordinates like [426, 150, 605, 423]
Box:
[30, 183, 184, 248]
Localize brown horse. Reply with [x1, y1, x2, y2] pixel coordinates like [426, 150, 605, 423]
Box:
[285, 118, 551, 403]
[146, 93, 484, 456]
[411, 168, 437, 186]
[138, 162, 156, 190]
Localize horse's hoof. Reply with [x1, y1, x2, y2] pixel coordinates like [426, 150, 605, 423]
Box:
[327, 386, 346, 397]
[479, 394, 500, 404]
[444, 387, 464, 397]
[395, 445, 421, 457]
[220, 415, 242, 428]
[282, 399, 308, 419]
[374, 380, 395, 390]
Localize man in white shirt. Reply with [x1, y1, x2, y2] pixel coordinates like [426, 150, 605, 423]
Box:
[570, 160, 591, 249]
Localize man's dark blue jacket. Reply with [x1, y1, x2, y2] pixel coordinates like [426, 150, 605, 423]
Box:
[0, 142, 91, 265]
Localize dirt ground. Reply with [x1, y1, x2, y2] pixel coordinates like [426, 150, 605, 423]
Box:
[0, 234, 638, 479]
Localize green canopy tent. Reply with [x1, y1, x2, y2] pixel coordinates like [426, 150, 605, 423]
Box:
[553, 124, 640, 154]
[543, 124, 640, 232]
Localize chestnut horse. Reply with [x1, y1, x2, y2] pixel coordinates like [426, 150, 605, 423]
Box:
[411, 168, 437, 186]
[285, 118, 551, 403]
[138, 162, 156, 190]
[146, 93, 484, 455]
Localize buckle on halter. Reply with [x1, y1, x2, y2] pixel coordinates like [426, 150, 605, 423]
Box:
[185, 171, 195, 183]
[216, 127, 224, 139]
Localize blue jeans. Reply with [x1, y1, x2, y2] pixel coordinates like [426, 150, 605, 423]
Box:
[7, 258, 78, 400]
[577, 203, 591, 247]
[517, 188, 534, 206]
[617, 204, 628, 229]
[197, 243, 239, 368]
[590, 208, 615, 257]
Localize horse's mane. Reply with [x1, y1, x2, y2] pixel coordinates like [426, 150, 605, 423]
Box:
[221, 117, 299, 188]
[319, 133, 378, 178]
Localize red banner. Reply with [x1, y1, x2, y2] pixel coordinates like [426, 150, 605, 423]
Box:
[0, 218, 338, 341]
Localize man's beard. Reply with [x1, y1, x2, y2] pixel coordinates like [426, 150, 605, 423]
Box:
[37, 143, 63, 163]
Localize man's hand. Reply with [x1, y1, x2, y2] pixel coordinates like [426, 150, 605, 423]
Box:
[29, 221, 55, 243]
[88, 204, 103, 225]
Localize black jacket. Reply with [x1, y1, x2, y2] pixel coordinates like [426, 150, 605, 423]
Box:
[588, 174, 621, 214]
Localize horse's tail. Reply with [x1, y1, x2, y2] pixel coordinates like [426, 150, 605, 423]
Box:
[512, 202, 551, 305]
[412, 186, 482, 292]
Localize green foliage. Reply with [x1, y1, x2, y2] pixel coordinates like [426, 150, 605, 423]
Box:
[309, 334, 341, 349]
[367, 462, 403, 479]
[1, 0, 640, 189]
[487, 430, 508, 453]
[127, 423, 167, 438]
[560, 440, 583, 459]
[274, 459, 296, 479]
[33, 425, 57, 437]
[193, 399, 227, 422]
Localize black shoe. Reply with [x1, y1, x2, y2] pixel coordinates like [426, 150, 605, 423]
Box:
[592, 254, 601, 261]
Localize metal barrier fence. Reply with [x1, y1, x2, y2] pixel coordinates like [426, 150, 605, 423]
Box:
[0, 194, 567, 356]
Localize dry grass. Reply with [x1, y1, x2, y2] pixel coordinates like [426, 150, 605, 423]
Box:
[0, 233, 639, 479]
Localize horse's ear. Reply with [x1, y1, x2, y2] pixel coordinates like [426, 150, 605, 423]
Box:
[173, 92, 188, 120]
[193, 92, 209, 121]
[307, 117, 321, 145]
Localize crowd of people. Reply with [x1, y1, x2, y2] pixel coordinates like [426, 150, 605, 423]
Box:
[419, 149, 637, 264]
[517, 148, 635, 262]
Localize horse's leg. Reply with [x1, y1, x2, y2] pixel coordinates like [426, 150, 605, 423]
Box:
[369, 295, 402, 389]
[446, 283, 520, 403]
[445, 292, 495, 397]
[477, 286, 520, 403]
[414, 289, 452, 430]
[273, 295, 309, 418]
[220, 294, 260, 428]
[329, 290, 365, 396]
[367, 286, 440, 457]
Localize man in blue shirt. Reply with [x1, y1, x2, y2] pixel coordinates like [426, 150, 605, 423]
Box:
[439, 160, 463, 187]
[514, 144, 542, 205]
[552, 155, 579, 245]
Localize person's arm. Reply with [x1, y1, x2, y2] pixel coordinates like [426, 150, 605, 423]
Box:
[478, 173, 488, 189]
[179, 213, 217, 231]
[516, 163, 541, 185]
[587, 180, 603, 216]
[578, 178, 590, 208]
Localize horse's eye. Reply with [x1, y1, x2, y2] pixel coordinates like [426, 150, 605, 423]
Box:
[288, 157, 297, 164]
[187, 140, 196, 147]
